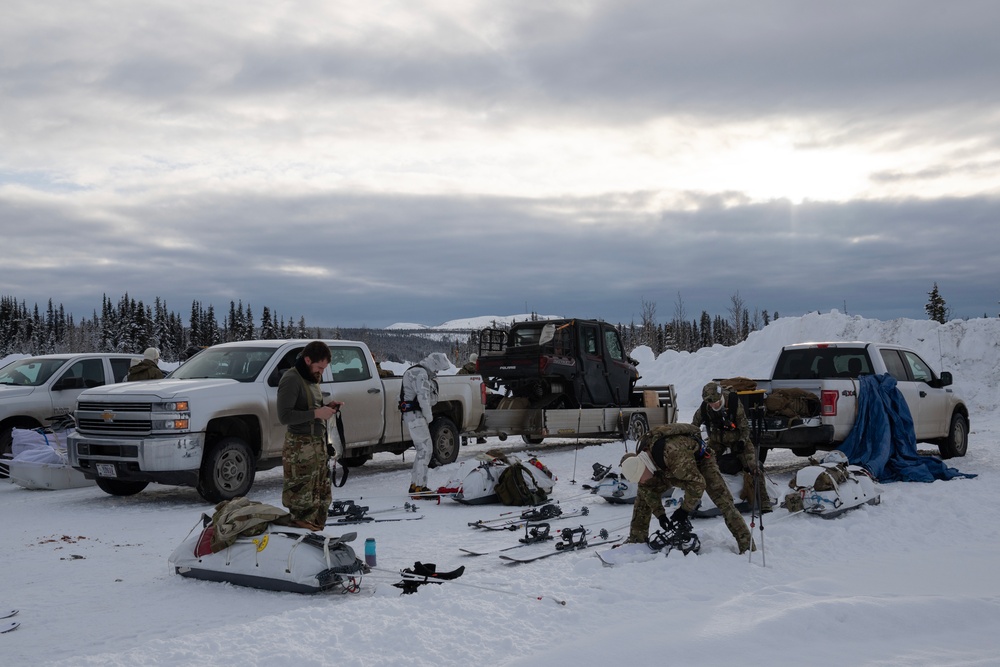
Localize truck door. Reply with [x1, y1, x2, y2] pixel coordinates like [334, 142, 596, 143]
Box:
[579, 323, 612, 407]
[879, 348, 936, 439]
[899, 349, 948, 439]
[50, 358, 104, 417]
[327, 345, 384, 445]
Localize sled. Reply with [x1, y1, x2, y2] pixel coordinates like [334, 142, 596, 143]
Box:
[785, 460, 882, 519]
[169, 520, 367, 594]
[589, 475, 637, 504]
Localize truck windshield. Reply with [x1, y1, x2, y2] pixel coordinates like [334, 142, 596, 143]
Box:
[171, 347, 277, 382]
[0, 358, 68, 386]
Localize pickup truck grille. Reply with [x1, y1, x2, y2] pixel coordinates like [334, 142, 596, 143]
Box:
[76, 418, 153, 435]
[75, 401, 154, 436]
[77, 401, 152, 412]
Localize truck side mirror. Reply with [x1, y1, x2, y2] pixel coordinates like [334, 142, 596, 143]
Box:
[938, 371, 953, 387]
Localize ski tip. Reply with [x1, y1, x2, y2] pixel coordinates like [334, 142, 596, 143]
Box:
[0, 610, 17, 620]
[1, 621, 19, 634]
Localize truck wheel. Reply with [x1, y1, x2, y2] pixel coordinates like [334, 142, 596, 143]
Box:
[626, 413, 649, 443]
[197, 437, 256, 503]
[938, 413, 969, 459]
[429, 416, 459, 467]
[339, 454, 372, 468]
[522, 434, 544, 445]
[95, 478, 149, 496]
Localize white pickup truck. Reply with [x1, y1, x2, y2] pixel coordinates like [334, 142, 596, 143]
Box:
[66, 339, 486, 501]
[750, 342, 969, 459]
[1, 352, 141, 472]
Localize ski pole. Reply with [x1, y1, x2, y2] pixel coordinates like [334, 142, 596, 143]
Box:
[367, 566, 568, 606]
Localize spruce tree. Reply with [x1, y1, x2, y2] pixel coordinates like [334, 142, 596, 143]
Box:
[925, 283, 948, 323]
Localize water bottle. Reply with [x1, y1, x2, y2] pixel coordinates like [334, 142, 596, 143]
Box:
[364, 538, 376, 567]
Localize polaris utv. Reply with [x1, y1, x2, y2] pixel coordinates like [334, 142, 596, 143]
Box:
[477, 319, 639, 409]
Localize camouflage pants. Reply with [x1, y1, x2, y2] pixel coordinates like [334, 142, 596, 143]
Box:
[630, 443, 751, 552]
[282, 432, 331, 527]
[709, 439, 771, 512]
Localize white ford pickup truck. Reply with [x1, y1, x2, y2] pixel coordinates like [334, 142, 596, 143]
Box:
[750, 342, 969, 460]
[66, 339, 486, 501]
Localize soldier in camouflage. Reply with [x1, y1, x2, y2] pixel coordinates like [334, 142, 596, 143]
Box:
[620, 423, 753, 554]
[692, 381, 772, 513]
[277, 341, 343, 531]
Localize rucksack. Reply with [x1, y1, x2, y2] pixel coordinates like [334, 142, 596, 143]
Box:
[208, 497, 291, 553]
[495, 462, 549, 506]
[637, 422, 702, 454]
[765, 388, 821, 419]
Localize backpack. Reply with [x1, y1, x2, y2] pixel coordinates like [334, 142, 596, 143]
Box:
[208, 497, 291, 553]
[765, 388, 821, 419]
[637, 422, 702, 454]
[495, 461, 550, 506]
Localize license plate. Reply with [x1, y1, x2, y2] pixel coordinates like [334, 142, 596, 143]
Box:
[96, 463, 117, 478]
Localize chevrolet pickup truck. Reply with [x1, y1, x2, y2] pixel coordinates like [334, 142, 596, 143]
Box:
[748, 342, 969, 459]
[66, 340, 486, 501]
[1, 352, 141, 475]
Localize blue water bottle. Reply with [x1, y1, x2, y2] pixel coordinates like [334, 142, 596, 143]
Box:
[364, 538, 376, 567]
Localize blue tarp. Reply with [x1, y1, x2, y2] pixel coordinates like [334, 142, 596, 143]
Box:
[838, 374, 975, 483]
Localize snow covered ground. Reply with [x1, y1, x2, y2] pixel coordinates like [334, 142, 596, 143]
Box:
[3, 311, 998, 666]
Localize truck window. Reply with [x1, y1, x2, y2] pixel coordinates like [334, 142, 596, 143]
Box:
[330, 347, 372, 382]
[879, 349, 909, 380]
[901, 350, 933, 383]
[110, 358, 134, 383]
[173, 347, 277, 381]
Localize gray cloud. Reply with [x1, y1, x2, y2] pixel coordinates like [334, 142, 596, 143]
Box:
[2, 1, 999, 330]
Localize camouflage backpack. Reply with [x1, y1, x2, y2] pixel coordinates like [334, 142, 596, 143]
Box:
[637, 422, 701, 454]
[495, 462, 549, 506]
[209, 497, 291, 553]
[765, 388, 821, 419]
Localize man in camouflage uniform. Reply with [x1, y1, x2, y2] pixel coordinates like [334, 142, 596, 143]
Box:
[277, 341, 343, 531]
[692, 381, 772, 513]
[620, 423, 753, 554]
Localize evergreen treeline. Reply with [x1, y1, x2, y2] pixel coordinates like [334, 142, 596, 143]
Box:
[0, 294, 312, 361]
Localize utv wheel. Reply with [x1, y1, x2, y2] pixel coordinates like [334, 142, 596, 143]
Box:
[95, 478, 149, 496]
[938, 413, 969, 459]
[522, 434, 544, 445]
[198, 437, 255, 503]
[430, 416, 460, 467]
[626, 413, 650, 443]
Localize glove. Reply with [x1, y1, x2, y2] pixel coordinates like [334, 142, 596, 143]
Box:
[670, 507, 690, 528]
[657, 514, 670, 531]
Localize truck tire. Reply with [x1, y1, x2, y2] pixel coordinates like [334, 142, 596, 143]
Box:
[938, 412, 969, 459]
[197, 437, 256, 503]
[339, 453, 372, 468]
[429, 416, 459, 467]
[95, 478, 149, 496]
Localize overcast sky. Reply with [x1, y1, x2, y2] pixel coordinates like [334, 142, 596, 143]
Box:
[2, 1, 999, 329]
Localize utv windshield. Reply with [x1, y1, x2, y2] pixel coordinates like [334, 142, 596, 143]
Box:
[0, 357, 69, 386]
[170, 347, 278, 382]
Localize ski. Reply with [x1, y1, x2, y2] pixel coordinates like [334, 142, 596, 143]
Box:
[326, 500, 423, 525]
[499, 526, 624, 564]
[0, 610, 17, 620]
[460, 522, 555, 556]
[327, 513, 423, 525]
[1, 621, 18, 634]
[469, 505, 589, 531]
[596, 526, 701, 566]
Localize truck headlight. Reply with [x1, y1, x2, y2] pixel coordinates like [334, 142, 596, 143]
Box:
[152, 401, 191, 432]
